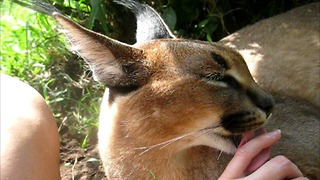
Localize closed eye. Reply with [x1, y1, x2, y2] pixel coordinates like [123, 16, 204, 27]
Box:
[205, 73, 224, 81]
[218, 75, 241, 90]
[205, 74, 241, 90]
[211, 52, 229, 69]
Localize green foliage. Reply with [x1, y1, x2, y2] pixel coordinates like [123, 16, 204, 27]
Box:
[88, 0, 109, 33]
[158, 0, 319, 41]
[1, 0, 103, 148]
[1, 1, 62, 82]
[161, 6, 176, 31]
[147, 169, 157, 180]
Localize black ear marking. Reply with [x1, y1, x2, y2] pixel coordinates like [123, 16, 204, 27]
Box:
[114, 0, 175, 43]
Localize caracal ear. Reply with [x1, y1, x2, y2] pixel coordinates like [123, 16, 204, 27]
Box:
[114, 0, 175, 43]
[52, 13, 149, 89]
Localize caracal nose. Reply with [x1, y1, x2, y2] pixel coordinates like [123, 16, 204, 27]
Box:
[247, 90, 275, 118]
[258, 94, 274, 118]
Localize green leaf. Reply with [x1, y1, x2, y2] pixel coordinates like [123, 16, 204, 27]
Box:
[203, 23, 218, 34]
[88, 0, 109, 34]
[147, 170, 157, 180]
[197, 18, 209, 28]
[81, 134, 89, 149]
[162, 7, 177, 31]
[75, 1, 84, 20]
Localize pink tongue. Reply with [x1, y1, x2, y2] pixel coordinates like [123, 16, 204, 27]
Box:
[238, 128, 271, 174]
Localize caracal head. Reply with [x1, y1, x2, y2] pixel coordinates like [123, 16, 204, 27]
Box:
[52, 3, 274, 154]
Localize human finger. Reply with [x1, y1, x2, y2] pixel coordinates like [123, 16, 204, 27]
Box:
[247, 155, 304, 180]
[219, 129, 281, 179]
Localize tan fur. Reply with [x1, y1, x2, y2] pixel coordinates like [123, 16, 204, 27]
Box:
[52, 2, 319, 179]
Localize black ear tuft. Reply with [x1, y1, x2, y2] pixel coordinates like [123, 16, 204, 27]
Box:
[114, 0, 175, 43]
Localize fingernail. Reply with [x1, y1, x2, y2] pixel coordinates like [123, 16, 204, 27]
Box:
[268, 129, 281, 137]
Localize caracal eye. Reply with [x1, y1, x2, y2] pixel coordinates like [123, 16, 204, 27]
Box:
[205, 73, 224, 81]
[205, 73, 241, 90]
[211, 52, 229, 69]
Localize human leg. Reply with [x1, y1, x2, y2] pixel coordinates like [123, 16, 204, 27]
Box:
[0, 74, 60, 180]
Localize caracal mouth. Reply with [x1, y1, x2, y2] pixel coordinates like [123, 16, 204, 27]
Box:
[198, 110, 270, 154]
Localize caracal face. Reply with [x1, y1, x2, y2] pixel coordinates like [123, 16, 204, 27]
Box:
[104, 38, 274, 154]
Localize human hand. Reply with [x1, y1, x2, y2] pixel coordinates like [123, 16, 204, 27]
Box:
[219, 129, 308, 180]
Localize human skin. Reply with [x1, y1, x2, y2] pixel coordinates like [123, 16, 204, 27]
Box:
[0, 74, 60, 180]
[219, 129, 307, 180]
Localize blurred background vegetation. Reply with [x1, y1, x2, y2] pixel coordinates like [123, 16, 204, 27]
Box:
[1, 0, 318, 147]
